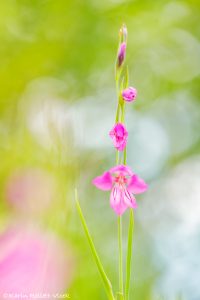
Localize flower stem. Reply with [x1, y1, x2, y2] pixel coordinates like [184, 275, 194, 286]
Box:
[118, 216, 123, 295]
[116, 150, 119, 165]
[115, 102, 121, 123]
[123, 147, 127, 165]
[125, 209, 134, 300]
[121, 102, 125, 123]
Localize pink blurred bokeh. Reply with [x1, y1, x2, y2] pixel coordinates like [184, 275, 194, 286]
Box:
[5, 169, 56, 215]
[0, 225, 74, 299]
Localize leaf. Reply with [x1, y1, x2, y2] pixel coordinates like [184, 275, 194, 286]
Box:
[75, 189, 115, 300]
[125, 209, 134, 300]
[124, 66, 129, 89]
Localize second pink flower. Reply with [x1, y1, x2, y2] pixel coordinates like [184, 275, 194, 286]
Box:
[109, 123, 128, 151]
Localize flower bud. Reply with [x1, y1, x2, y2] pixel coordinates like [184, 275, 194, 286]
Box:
[122, 87, 137, 102]
[117, 42, 126, 67]
[119, 24, 127, 42]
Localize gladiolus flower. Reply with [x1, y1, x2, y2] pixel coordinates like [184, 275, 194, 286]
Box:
[109, 123, 128, 151]
[122, 87, 137, 102]
[92, 165, 148, 215]
[117, 42, 126, 67]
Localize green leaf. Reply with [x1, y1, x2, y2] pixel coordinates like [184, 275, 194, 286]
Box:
[75, 190, 115, 300]
[124, 66, 129, 89]
[120, 75, 125, 93]
[125, 209, 134, 300]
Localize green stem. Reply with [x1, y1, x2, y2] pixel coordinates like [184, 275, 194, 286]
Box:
[121, 102, 125, 123]
[125, 209, 134, 300]
[118, 216, 123, 295]
[123, 147, 127, 165]
[116, 150, 119, 165]
[115, 102, 121, 123]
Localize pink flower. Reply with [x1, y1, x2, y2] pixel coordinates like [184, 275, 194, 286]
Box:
[122, 87, 137, 102]
[92, 165, 148, 215]
[117, 42, 126, 67]
[109, 123, 128, 151]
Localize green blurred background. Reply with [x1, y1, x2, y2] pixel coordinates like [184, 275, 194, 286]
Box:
[0, 0, 200, 299]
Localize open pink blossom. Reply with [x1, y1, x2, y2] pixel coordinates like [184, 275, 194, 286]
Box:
[109, 123, 128, 151]
[122, 87, 137, 102]
[92, 165, 148, 215]
[117, 42, 126, 67]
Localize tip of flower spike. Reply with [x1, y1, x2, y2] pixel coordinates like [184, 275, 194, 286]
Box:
[119, 24, 127, 42]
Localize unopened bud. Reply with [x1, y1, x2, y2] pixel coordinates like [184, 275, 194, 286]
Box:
[117, 42, 126, 67]
[119, 24, 127, 42]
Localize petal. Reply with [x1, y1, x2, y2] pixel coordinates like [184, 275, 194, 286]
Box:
[92, 172, 113, 191]
[115, 124, 128, 151]
[123, 188, 137, 208]
[109, 132, 118, 148]
[115, 123, 127, 137]
[128, 175, 148, 194]
[109, 129, 115, 138]
[109, 164, 133, 176]
[110, 186, 128, 215]
[109, 123, 128, 152]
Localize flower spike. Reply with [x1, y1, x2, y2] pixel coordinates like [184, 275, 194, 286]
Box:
[119, 23, 127, 43]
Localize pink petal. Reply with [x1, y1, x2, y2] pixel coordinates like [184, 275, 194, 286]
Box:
[109, 129, 115, 138]
[123, 188, 137, 208]
[109, 165, 133, 176]
[117, 143, 126, 152]
[92, 172, 113, 191]
[128, 175, 148, 194]
[114, 123, 127, 137]
[110, 186, 128, 215]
